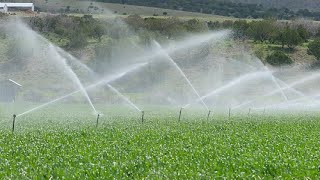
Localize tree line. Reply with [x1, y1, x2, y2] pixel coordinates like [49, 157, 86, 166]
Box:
[94, 0, 320, 20]
[25, 15, 320, 67]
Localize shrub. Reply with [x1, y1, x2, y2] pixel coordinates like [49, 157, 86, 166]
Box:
[266, 51, 293, 66]
[308, 39, 320, 60]
[68, 31, 87, 49]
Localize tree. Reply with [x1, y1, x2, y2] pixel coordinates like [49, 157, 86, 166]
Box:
[266, 51, 293, 66]
[274, 28, 286, 48]
[297, 25, 309, 42]
[284, 27, 302, 49]
[68, 31, 87, 49]
[233, 20, 249, 39]
[308, 39, 320, 60]
[247, 20, 274, 42]
[93, 24, 105, 42]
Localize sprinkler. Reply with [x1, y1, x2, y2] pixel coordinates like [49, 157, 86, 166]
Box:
[12, 114, 16, 133]
[141, 111, 145, 123]
[96, 114, 100, 128]
[248, 108, 251, 116]
[178, 108, 183, 122]
[207, 110, 211, 121]
[228, 108, 231, 119]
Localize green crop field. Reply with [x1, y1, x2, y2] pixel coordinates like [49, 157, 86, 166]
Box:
[0, 104, 319, 179]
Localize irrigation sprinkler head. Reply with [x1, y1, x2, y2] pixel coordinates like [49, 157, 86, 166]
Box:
[13, 114, 16, 118]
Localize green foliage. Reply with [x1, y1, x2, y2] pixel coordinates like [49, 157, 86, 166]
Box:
[94, 0, 320, 20]
[93, 24, 106, 42]
[266, 51, 293, 66]
[246, 20, 274, 42]
[297, 25, 309, 42]
[308, 39, 320, 60]
[284, 28, 303, 49]
[68, 31, 88, 49]
[0, 109, 320, 178]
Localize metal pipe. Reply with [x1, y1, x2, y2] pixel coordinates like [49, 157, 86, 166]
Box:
[96, 114, 100, 128]
[12, 114, 16, 133]
[178, 108, 183, 122]
[141, 111, 145, 123]
[207, 110, 211, 121]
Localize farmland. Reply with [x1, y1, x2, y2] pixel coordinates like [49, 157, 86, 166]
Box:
[0, 105, 319, 178]
[1, 1, 320, 178]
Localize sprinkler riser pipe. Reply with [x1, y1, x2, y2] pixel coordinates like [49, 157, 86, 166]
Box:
[96, 114, 100, 128]
[12, 114, 16, 133]
[207, 110, 211, 121]
[141, 111, 145, 123]
[178, 108, 183, 122]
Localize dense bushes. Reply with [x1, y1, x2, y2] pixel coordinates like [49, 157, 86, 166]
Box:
[25, 14, 320, 67]
[308, 39, 320, 60]
[266, 51, 293, 66]
[209, 19, 312, 50]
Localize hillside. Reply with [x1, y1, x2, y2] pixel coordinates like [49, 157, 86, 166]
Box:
[5, 0, 320, 20]
[93, 0, 320, 20]
[229, 0, 320, 11]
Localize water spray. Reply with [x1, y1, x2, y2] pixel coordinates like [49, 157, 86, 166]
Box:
[16, 63, 147, 118]
[96, 114, 100, 128]
[207, 110, 211, 121]
[178, 108, 183, 122]
[12, 114, 16, 133]
[141, 111, 145, 123]
[153, 41, 209, 111]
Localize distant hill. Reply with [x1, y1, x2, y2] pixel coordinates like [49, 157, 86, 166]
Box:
[5, 0, 320, 20]
[93, 0, 320, 20]
[229, 0, 320, 11]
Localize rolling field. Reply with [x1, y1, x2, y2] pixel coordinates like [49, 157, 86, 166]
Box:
[0, 104, 320, 178]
